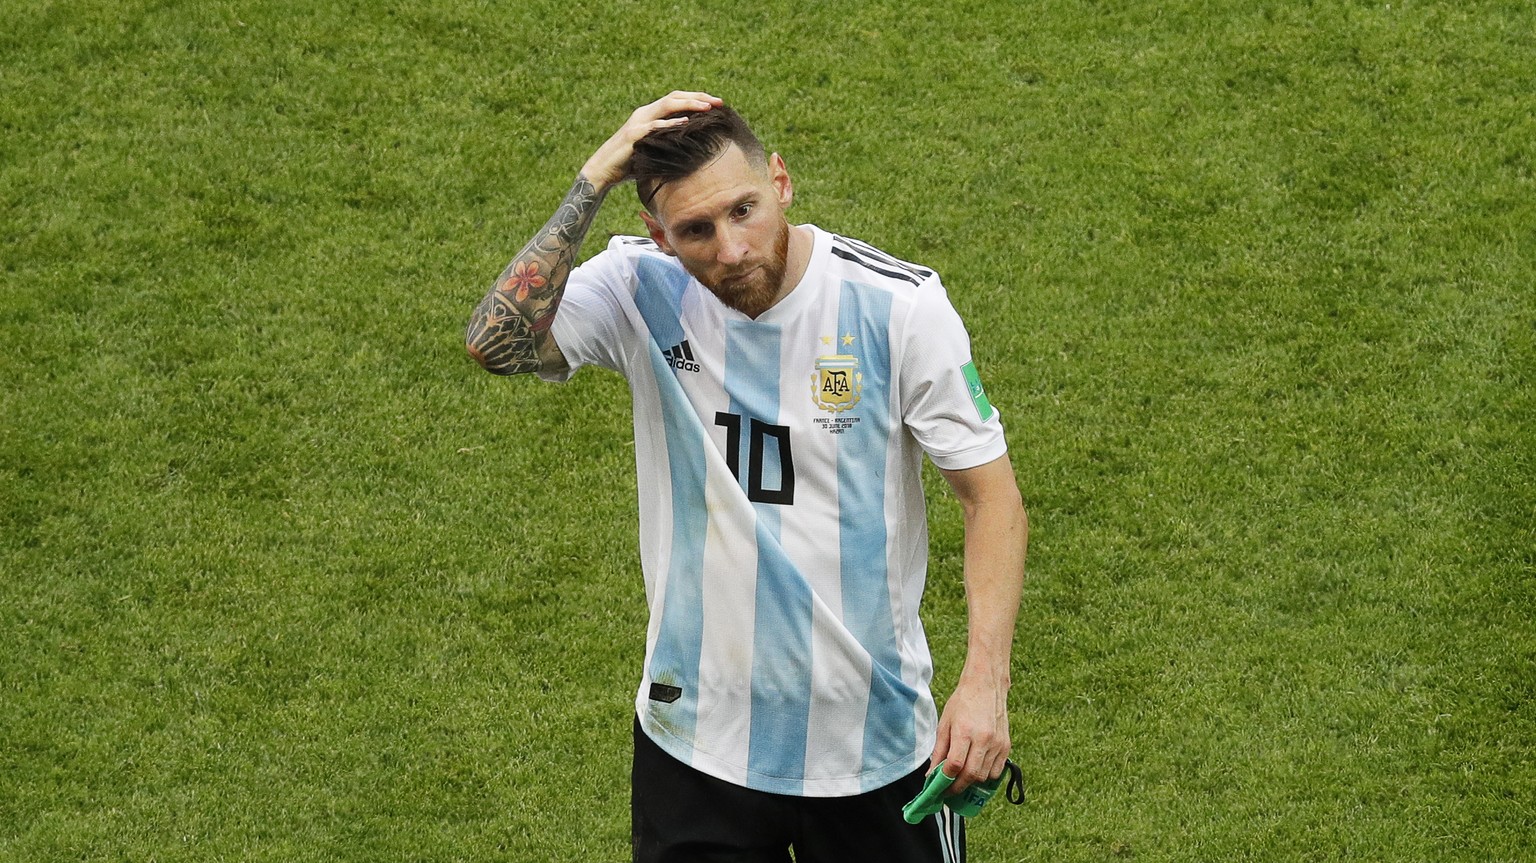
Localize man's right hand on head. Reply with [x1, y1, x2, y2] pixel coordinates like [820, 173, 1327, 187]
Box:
[580, 91, 723, 191]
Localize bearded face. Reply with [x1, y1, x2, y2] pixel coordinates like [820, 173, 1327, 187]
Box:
[643, 144, 798, 319]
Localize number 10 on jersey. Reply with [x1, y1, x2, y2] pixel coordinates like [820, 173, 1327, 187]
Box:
[714, 412, 796, 505]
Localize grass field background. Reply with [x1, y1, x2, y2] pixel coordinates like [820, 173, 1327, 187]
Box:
[2, 0, 1532, 860]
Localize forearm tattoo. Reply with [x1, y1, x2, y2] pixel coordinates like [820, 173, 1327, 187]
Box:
[466, 176, 605, 375]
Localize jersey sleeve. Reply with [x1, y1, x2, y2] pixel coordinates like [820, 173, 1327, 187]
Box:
[539, 241, 636, 383]
[897, 276, 1008, 471]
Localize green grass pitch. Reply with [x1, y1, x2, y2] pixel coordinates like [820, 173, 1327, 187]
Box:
[2, 1, 1532, 860]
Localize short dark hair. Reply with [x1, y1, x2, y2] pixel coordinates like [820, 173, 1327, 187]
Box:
[631, 104, 767, 212]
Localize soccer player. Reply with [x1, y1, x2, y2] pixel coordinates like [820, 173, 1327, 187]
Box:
[467, 91, 1027, 863]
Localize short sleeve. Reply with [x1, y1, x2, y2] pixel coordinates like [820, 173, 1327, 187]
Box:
[540, 242, 636, 382]
[897, 276, 1008, 471]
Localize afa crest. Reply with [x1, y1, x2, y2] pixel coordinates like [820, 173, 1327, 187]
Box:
[813, 354, 862, 412]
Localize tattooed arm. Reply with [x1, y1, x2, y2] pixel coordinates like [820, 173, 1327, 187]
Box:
[466, 91, 724, 376]
[465, 177, 604, 375]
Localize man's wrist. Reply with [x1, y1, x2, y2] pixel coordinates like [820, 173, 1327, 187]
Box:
[576, 166, 620, 196]
[958, 654, 1013, 690]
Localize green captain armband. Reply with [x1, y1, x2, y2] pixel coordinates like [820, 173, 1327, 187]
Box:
[901, 766, 956, 824]
[902, 760, 1026, 824]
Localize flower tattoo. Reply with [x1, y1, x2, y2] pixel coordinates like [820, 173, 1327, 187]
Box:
[507, 260, 547, 302]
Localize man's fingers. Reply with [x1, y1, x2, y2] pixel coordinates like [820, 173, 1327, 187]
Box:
[946, 734, 1013, 793]
[623, 92, 721, 140]
[657, 115, 693, 128]
[941, 737, 972, 792]
[660, 90, 722, 108]
[943, 739, 970, 777]
[644, 91, 722, 120]
[927, 716, 953, 776]
[585, 92, 723, 188]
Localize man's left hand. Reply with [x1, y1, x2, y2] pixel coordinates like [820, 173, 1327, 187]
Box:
[929, 673, 1011, 794]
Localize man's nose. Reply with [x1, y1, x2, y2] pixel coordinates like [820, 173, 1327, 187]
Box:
[716, 224, 748, 266]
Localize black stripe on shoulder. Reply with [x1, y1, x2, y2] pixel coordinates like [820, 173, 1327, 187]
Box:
[830, 245, 924, 287]
[619, 235, 659, 248]
[840, 235, 935, 280]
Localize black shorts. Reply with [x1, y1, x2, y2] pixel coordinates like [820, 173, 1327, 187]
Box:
[631, 718, 965, 863]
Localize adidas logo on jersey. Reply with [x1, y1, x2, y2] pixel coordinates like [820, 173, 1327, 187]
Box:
[664, 340, 701, 373]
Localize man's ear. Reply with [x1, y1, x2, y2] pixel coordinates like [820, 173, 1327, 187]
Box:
[640, 210, 676, 256]
[770, 153, 794, 210]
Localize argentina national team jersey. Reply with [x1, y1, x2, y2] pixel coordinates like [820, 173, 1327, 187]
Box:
[544, 225, 1007, 797]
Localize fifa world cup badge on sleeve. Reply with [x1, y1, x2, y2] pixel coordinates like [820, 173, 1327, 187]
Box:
[961, 361, 994, 422]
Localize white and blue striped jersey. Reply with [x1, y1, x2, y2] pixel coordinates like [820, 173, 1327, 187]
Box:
[544, 225, 1007, 797]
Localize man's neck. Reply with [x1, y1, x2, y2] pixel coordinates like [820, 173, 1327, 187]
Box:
[772, 224, 815, 307]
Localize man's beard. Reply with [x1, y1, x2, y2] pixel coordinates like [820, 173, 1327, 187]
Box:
[699, 219, 791, 319]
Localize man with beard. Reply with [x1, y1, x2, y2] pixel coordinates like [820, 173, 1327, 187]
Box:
[466, 91, 1027, 863]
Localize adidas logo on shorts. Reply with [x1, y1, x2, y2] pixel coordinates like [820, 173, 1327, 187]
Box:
[664, 340, 701, 373]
